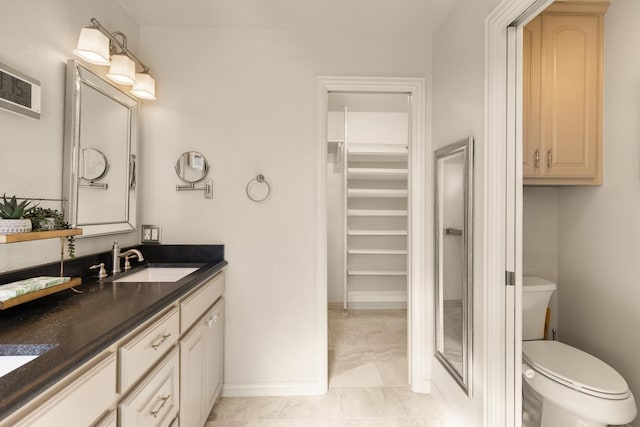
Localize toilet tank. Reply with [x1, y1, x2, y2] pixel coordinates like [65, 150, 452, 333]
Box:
[522, 276, 556, 340]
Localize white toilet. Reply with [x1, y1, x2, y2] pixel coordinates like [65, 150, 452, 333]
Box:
[522, 276, 637, 427]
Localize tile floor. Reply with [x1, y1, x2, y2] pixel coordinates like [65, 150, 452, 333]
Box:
[206, 307, 453, 426]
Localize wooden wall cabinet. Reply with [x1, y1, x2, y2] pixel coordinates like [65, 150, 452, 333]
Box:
[523, 1, 609, 185]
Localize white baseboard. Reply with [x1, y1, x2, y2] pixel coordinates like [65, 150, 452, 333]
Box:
[222, 382, 321, 397]
[411, 378, 432, 394]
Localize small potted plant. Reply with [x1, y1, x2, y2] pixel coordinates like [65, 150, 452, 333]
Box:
[0, 194, 34, 235]
[24, 207, 76, 258]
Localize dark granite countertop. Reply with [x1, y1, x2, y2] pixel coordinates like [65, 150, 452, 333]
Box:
[0, 244, 226, 421]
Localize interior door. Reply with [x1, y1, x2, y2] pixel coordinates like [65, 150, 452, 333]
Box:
[506, 25, 523, 427]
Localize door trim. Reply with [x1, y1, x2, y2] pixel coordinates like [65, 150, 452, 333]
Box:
[485, 0, 555, 425]
[315, 76, 428, 393]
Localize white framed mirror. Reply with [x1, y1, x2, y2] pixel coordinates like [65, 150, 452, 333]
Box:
[63, 60, 138, 236]
[434, 136, 474, 395]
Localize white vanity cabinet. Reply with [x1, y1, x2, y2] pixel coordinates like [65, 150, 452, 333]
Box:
[180, 298, 224, 427]
[0, 269, 226, 427]
[11, 352, 117, 427]
[119, 307, 180, 394]
[119, 347, 180, 427]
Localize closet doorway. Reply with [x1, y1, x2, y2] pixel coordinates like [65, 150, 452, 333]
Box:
[327, 92, 410, 387]
[315, 77, 428, 394]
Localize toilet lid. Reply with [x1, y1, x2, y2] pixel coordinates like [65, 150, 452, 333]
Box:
[523, 341, 629, 399]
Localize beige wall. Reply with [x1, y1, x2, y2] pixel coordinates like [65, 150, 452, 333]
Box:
[523, 187, 559, 334]
[0, 0, 140, 272]
[137, 26, 431, 393]
[556, 1, 640, 425]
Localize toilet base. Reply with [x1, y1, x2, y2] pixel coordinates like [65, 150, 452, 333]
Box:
[541, 399, 606, 427]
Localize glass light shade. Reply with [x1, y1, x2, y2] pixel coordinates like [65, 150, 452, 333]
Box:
[73, 28, 110, 65]
[107, 54, 136, 85]
[131, 73, 156, 100]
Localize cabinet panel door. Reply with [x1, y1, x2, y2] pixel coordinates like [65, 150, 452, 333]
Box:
[523, 16, 542, 178]
[15, 353, 116, 427]
[541, 14, 601, 179]
[180, 321, 206, 427]
[205, 298, 224, 410]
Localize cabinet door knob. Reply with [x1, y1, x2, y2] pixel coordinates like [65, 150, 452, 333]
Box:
[534, 149, 540, 169]
[547, 149, 552, 168]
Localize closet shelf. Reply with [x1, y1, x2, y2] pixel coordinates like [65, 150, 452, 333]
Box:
[348, 209, 407, 217]
[347, 270, 408, 276]
[348, 144, 408, 162]
[348, 249, 407, 255]
[347, 229, 407, 236]
[348, 168, 408, 180]
[347, 189, 408, 198]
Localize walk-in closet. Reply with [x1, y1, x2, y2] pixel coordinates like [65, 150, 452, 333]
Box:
[326, 92, 410, 388]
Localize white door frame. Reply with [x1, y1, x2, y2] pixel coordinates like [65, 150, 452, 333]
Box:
[485, 0, 554, 425]
[315, 76, 429, 393]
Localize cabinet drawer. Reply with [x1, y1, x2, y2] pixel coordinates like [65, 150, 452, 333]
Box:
[120, 307, 180, 393]
[15, 352, 116, 427]
[119, 347, 179, 427]
[95, 409, 117, 427]
[180, 272, 224, 334]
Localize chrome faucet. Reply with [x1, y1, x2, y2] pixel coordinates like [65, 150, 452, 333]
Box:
[111, 241, 145, 274]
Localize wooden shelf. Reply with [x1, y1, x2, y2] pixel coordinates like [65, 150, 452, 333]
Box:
[0, 228, 82, 244]
[0, 277, 82, 310]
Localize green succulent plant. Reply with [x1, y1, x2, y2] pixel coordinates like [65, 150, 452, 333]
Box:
[23, 206, 75, 258]
[0, 194, 35, 219]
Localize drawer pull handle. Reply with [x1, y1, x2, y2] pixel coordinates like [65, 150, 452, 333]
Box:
[150, 394, 171, 418]
[151, 333, 172, 350]
[534, 149, 540, 169]
[205, 313, 221, 327]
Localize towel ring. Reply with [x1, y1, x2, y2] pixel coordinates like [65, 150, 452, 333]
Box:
[246, 174, 271, 202]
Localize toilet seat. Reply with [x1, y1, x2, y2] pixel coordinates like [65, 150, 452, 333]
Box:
[523, 340, 630, 400]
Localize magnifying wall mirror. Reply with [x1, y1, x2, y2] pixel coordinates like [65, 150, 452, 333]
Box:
[63, 60, 138, 236]
[434, 136, 474, 395]
[175, 151, 213, 199]
[175, 151, 208, 183]
[80, 148, 109, 182]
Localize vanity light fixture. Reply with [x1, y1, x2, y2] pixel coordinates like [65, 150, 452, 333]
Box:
[74, 18, 156, 100]
[107, 53, 136, 85]
[73, 28, 110, 65]
[130, 72, 156, 100]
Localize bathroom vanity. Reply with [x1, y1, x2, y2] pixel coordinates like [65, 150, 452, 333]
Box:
[0, 246, 226, 427]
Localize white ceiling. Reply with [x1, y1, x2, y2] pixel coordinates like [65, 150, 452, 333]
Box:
[115, 0, 458, 35]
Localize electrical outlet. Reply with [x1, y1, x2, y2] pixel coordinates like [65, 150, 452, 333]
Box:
[141, 225, 161, 244]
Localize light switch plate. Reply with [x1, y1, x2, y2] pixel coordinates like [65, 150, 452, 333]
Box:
[141, 225, 161, 244]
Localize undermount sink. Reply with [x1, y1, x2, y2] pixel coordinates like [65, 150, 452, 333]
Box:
[112, 267, 199, 283]
[0, 344, 58, 377]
